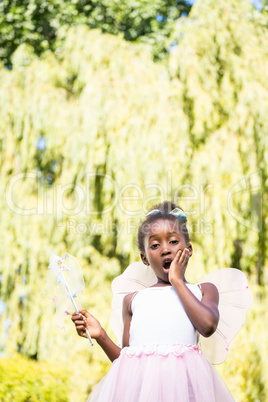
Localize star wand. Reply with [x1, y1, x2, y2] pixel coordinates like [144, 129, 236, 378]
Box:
[48, 253, 94, 346]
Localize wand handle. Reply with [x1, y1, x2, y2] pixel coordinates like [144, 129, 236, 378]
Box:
[60, 267, 94, 346]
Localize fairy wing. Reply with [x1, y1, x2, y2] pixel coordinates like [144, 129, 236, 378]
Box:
[199, 268, 253, 364]
[110, 263, 253, 363]
[110, 262, 157, 346]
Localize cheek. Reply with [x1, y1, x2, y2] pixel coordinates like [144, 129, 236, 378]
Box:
[179, 239, 187, 247]
[147, 250, 158, 262]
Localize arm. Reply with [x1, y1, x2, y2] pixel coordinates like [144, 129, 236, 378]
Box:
[122, 293, 134, 347]
[71, 309, 121, 362]
[169, 249, 219, 337]
[172, 280, 219, 337]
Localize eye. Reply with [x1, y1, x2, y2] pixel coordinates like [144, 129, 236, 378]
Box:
[150, 243, 159, 250]
[170, 240, 179, 245]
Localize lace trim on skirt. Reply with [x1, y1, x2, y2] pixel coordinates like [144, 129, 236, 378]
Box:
[124, 343, 201, 357]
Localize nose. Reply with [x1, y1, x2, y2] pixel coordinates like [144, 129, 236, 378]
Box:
[161, 243, 171, 256]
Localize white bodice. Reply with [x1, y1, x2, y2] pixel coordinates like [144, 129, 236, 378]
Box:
[129, 284, 202, 346]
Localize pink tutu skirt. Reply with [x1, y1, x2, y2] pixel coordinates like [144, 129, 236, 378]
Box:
[87, 344, 234, 402]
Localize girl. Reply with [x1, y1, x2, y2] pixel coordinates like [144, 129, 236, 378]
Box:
[72, 201, 236, 401]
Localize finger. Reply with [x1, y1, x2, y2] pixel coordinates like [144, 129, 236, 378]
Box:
[77, 330, 87, 338]
[71, 314, 82, 321]
[72, 312, 86, 321]
[181, 248, 189, 257]
[76, 325, 87, 331]
[72, 314, 87, 326]
[74, 319, 87, 327]
[181, 250, 190, 265]
[176, 249, 182, 261]
[182, 248, 189, 258]
[79, 310, 91, 319]
[176, 249, 187, 265]
[73, 310, 86, 320]
[182, 254, 190, 267]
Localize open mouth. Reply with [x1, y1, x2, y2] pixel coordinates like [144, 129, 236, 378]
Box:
[162, 258, 172, 272]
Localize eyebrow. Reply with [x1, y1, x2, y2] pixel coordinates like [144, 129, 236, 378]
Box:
[148, 231, 178, 240]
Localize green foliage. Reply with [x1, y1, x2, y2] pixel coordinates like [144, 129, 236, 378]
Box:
[0, 0, 191, 66]
[169, 0, 268, 285]
[263, 0, 268, 13]
[0, 353, 69, 401]
[11, 43, 38, 69]
[0, 0, 267, 401]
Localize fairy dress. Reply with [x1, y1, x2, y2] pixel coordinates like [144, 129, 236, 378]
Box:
[87, 282, 236, 401]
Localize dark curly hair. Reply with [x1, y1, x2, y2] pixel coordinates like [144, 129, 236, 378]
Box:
[137, 201, 190, 253]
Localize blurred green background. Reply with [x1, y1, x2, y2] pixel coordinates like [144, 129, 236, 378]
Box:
[0, 0, 267, 400]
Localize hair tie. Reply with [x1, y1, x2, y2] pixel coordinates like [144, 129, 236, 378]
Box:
[145, 209, 161, 216]
[146, 208, 187, 221]
[169, 208, 187, 221]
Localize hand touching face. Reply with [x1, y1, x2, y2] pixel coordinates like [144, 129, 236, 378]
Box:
[168, 247, 191, 283]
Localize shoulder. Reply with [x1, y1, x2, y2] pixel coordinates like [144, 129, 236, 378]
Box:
[199, 282, 219, 303]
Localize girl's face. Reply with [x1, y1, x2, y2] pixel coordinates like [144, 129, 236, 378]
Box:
[141, 219, 192, 283]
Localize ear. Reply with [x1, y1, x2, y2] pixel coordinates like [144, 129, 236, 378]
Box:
[140, 253, 149, 266]
[187, 243, 193, 257]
